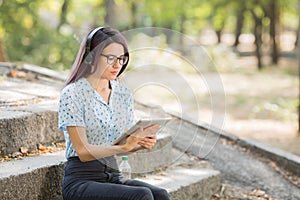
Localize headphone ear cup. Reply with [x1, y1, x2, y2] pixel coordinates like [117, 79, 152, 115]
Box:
[84, 51, 94, 65]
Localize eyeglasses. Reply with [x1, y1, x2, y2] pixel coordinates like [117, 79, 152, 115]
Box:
[100, 54, 129, 66]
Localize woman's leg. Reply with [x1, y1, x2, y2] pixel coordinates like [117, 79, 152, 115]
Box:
[123, 179, 171, 200]
[63, 180, 154, 200]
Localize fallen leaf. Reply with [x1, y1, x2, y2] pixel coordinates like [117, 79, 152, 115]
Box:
[20, 146, 28, 154]
[249, 189, 266, 197]
[11, 152, 22, 158]
[10, 69, 17, 77]
[38, 144, 47, 151]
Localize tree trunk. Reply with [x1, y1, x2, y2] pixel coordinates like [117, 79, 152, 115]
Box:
[104, 0, 116, 27]
[296, 13, 300, 49]
[297, 0, 300, 135]
[216, 30, 222, 43]
[57, 0, 70, 30]
[215, 19, 224, 44]
[0, 39, 6, 62]
[234, 4, 246, 47]
[130, 0, 138, 28]
[179, 13, 186, 51]
[269, 0, 279, 64]
[251, 10, 263, 70]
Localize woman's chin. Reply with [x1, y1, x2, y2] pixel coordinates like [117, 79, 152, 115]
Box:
[102, 75, 117, 80]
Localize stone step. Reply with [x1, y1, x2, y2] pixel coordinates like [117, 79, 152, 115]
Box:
[0, 151, 65, 200]
[136, 148, 221, 200]
[22, 63, 68, 82]
[0, 77, 62, 107]
[153, 167, 220, 200]
[0, 100, 63, 156]
[118, 130, 174, 174]
[0, 133, 174, 200]
[0, 148, 221, 200]
[0, 99, 170, 156]
[0, 91, 222, 199]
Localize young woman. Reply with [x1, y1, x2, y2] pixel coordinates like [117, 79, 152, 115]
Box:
[58, 27, 171, 200]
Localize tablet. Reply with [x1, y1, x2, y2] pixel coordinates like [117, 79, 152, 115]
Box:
[113, 117, 172, 145]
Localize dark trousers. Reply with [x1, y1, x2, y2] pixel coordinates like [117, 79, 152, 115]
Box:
[62, 156, 170, 200]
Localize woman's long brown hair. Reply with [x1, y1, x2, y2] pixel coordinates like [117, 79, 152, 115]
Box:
[64, 27, 129, 86]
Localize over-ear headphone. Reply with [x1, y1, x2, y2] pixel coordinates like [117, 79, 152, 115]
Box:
[83, 27, 104, 65]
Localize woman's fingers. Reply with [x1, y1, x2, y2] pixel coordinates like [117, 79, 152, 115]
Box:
[138, 136, 157, 149]
[126, 124, 159, 150]
[139, 125, 159, 148]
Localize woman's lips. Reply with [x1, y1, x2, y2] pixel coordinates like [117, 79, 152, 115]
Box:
[111, 71, 118, 75]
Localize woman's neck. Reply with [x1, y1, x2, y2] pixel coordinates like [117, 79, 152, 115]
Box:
[86, 77, 111, 91]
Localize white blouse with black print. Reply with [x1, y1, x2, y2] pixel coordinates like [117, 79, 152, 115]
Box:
[58, 78, 135, 159]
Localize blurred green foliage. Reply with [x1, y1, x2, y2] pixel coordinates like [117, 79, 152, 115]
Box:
[0, 0, 298, 70]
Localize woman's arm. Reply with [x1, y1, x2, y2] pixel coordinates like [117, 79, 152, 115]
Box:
[67, 124, 160, 162]
[67, 126, 129, 162]
[116, 145, 144, 156]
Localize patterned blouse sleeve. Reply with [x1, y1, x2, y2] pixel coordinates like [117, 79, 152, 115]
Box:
[126, 92, 135, 129]
[58, 85, 86, 131]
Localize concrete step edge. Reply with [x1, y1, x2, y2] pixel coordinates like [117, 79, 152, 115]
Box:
[0, 100, 63, 155]
[0, 100, 173, 157]
[167, 111, 300, 177]
[136, 163, 221, 200]
[0, 151, 65, 200]
[0, 148, 221, 200]
[0, 133, 173, 178]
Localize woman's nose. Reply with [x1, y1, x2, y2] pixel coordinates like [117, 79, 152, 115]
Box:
[112, 61, 122, 68]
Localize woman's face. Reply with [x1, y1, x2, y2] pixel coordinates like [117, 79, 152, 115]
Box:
[96, 42, 126, 80]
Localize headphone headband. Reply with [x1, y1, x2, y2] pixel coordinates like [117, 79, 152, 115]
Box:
[85, 27, 104, 54]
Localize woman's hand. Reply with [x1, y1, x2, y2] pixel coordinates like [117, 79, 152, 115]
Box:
[123, 124, 160, 151]
[138, 135, 157, 149]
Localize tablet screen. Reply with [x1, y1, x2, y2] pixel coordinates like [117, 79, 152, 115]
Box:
[113, 117, 172, 145]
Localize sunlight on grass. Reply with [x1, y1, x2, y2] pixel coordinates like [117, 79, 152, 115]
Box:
[124, 32, 299, 156]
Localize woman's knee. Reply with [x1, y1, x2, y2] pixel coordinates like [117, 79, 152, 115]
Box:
[136, 187, 154, 200]
[153, 188, 170, 200]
